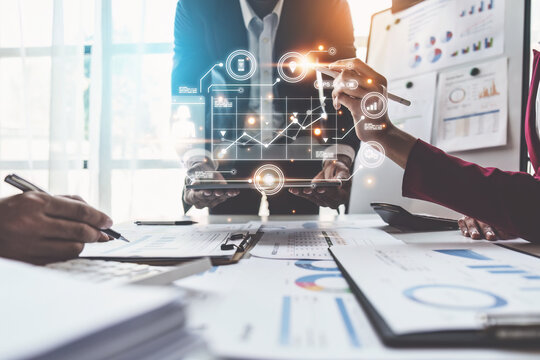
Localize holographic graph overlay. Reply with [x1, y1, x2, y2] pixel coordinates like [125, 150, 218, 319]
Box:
[211, 97, 338, 161]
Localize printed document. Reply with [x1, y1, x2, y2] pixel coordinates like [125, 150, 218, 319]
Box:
[81, 223, 259, 259]
[250, 227, 397, 260]
[331, 241, 540, 334]
[176, 257, 539, 359]
[435, 57, 508, 152]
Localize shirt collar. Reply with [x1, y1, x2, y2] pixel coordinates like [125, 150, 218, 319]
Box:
[239, 0, 284, 29]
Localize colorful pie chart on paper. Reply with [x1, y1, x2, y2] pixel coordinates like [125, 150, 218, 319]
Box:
[295, 260, 339, 272]
[410, 42, 420, 53]
[426, 36, 436, 48]
[295, 273, 350, 293]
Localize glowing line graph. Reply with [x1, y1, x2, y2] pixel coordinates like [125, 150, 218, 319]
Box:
[208, 78, 281, 93]
[215, 100, 331, 158]
[199, 63, 223, 93]
[332, 116, 364, 140]
[220, 115, 326, 154]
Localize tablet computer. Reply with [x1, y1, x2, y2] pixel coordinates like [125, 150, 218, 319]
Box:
[186, 181, 342, 191]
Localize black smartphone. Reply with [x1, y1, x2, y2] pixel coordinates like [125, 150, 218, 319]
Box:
[371, 202, 459, 231]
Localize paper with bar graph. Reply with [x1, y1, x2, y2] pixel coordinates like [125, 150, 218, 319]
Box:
[331, 241, 540, 335]
[435, 57, 507, 152]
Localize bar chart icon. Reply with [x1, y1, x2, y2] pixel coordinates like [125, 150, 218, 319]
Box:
[366, 103, 378, 112]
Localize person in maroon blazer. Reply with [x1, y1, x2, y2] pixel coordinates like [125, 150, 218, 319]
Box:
[330, 50, 540, 243]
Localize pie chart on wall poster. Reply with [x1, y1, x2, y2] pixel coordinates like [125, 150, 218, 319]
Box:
[409, 55, 422, 68]
[441, 31, 453, 43]
[428, 48, 443, 63]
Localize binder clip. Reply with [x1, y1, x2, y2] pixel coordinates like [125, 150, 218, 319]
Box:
[221, 231, 252, 252]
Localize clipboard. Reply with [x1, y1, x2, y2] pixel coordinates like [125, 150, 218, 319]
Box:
[329, 247, 540, 348]
[81, 230, 261, 266]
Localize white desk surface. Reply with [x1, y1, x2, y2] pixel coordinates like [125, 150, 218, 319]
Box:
[176, 214, 540, 359]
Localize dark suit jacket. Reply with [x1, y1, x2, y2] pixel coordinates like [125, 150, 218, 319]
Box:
[173, 0, 359, 214]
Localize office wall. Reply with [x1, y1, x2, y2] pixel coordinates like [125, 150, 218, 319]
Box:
[349, 0, 527, 218]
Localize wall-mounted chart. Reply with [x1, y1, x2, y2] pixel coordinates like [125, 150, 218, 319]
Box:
[368, 0, 505, 79]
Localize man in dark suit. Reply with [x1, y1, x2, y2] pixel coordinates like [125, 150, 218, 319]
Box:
[172, 0, 359, 214]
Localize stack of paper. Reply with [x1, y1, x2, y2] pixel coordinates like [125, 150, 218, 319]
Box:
[0, 258, 206, 360]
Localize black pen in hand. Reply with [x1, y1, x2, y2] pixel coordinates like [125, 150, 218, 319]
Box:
[4, 174, 130, 243]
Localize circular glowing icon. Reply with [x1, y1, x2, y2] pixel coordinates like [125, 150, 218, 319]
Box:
[328, 47, 337, 56]
[359, 141, 385, 169]
[253, 164, 285, 196]
[278, 52, 308, 83]
[361, 92, 388, 119]
[225, 50, 257, 81]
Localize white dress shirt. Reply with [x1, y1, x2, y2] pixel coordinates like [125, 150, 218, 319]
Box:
[239, 0, 284, 142]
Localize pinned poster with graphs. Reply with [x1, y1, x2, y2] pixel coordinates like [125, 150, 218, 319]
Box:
[435, 57, 507, 152]
[368, 0, 505, 80]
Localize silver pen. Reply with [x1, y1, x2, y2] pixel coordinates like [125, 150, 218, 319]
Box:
[315, 66, 411, 106]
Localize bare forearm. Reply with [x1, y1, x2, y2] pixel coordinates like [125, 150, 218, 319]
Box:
[372, 124, 417, 169]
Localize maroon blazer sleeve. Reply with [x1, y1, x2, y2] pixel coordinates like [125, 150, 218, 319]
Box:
[525, 50, 540, 173]
[403, 140, 540, 242]
[402, 50, 540, 242]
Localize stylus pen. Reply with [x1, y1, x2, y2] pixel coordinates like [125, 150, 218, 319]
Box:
[315, 66, 411, 106]
[134, 220, 198, 226]
[4, 174, 129, 243]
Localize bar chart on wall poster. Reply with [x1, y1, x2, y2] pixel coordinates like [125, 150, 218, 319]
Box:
[435, 57, 507, 152]
[368, 0, 505, 79]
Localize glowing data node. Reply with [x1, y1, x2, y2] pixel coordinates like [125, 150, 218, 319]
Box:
[278, 52, 308, 83]
[358, 141, 385, 169]
[226, 50, 257, 81]
[328, 47, 337, 56]
[253, 164, 285, 196]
